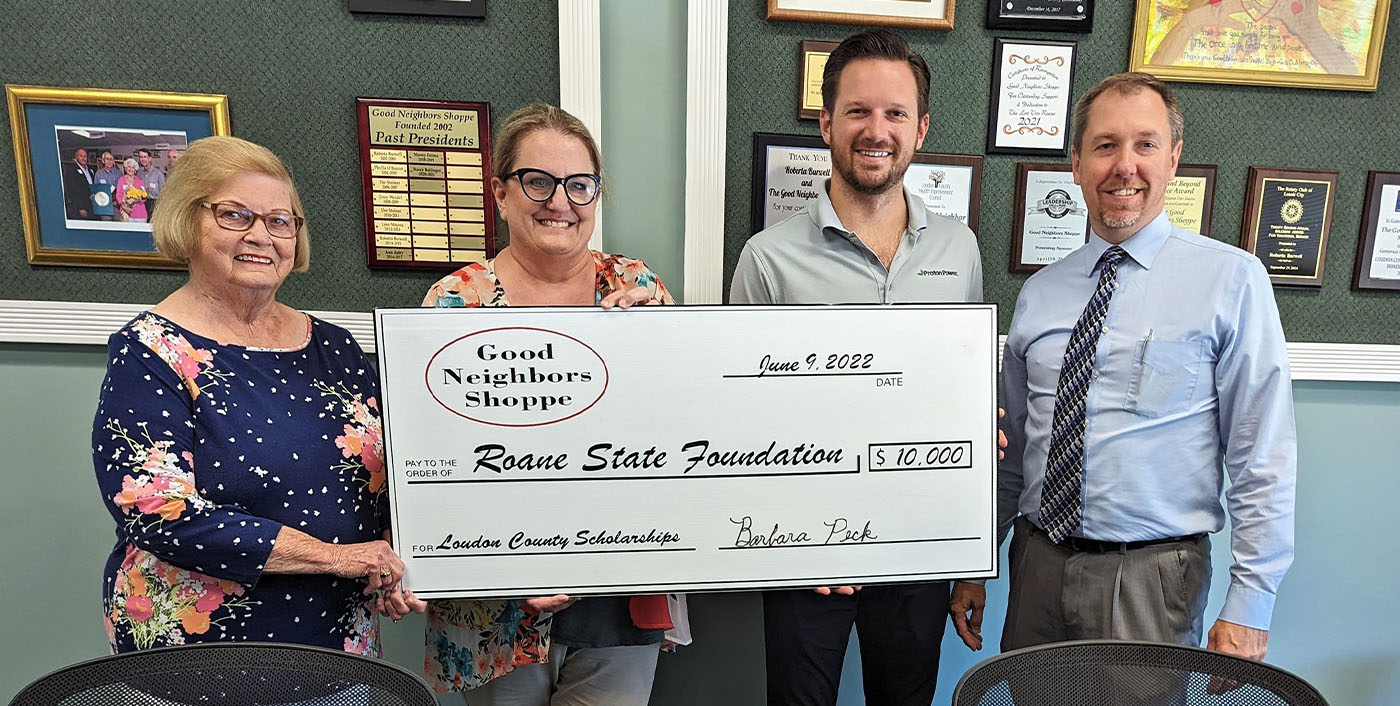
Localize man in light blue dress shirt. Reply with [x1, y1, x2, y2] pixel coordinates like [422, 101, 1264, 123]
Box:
[974, 73, 1296, 663]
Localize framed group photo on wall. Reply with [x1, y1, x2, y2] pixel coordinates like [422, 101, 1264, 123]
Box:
[1129, 0, 1391, 91]
[986, 0, 1095, 32]
[1240, 166, 1338, 288]
[986, 38, 1077, 157]
[1352, 171, 1400, 292]
[750, 133, 984, 235]
[5, 85, 230, 269]
[1010, 162, 1089, 273]
[767, 0, 955, 31]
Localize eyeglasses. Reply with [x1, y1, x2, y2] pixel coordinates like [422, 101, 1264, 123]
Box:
[504, 168, 601, 206]
[200, 201, 304, 239]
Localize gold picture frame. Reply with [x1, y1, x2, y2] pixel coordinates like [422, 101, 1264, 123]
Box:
[6, 85, 231, 268]
[1129, 0, 1391, 91]
[767, 0, 955, 31]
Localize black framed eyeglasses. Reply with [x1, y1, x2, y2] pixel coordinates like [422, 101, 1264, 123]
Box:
[504, 168, 601, 206]
[200, 201, 304, 239]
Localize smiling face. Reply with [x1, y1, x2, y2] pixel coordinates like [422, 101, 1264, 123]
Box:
[74, 148, 87, 165]
[820, 58, 929, 197]
[189, 171, 298, 294]
[1072, 88, 1182, 244]
[137, 149, 152, 169]
[492, 129, 598, 259]
[101, 152, 114, 168]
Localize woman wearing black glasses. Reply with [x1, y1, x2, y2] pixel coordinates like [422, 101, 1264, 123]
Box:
[91, 136, 423, 656]
[422, 104, 677, 706]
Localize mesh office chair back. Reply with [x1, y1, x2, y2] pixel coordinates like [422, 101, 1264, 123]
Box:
[951, 640, 1328, 706]
[8, 642, 437, 706]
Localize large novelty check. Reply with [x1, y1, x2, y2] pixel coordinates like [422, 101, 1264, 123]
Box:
[375, 304, 998, 599]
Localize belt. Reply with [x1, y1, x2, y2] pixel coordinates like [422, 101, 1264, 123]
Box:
[1028, 520, 1204, 553]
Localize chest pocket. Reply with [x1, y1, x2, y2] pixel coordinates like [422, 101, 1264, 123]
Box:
[1126, 339, 1206, 418]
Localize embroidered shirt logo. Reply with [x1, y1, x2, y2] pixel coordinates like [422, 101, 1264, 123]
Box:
[917, 269, 958, 277]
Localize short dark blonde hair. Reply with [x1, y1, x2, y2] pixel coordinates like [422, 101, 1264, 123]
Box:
[492, 103, 605, 191]
[152, 136, 311, 271]
[1072, 72, 1184, 152]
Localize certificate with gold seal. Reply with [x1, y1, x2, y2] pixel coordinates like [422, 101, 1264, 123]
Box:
[356, 98, 497, 270]
[1240, 167, 1338, 288]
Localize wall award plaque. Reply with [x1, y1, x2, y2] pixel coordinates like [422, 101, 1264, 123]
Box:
[1240, 166, 1337, 288]
[986, 0, 1094, 33]
[798, 40, 838, 120]
[356, 98, 497, 270]
[1352, 171, 1400, 292]
[986, 38, 1078, 156]
[1165, 163, 1217, 237]
[1010, 162, 1089, 273]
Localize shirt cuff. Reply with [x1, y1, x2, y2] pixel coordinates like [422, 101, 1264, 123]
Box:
[1218, 583, 1276, 631]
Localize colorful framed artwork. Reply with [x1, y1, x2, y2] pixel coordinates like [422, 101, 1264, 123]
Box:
[5, 85, 230, 269]
[767, 0, 956, 31]
[1129, 0, 1391, 91]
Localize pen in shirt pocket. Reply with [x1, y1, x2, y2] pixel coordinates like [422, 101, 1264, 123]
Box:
[1138, 328, 1153, 363]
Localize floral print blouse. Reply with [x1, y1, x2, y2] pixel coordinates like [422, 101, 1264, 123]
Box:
[421, 251, 673, 692]
[92, 312, 387, 655]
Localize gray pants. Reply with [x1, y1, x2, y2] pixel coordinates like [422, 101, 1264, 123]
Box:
[463, 642, 659, 706]
[1000, 516, 1212, 704]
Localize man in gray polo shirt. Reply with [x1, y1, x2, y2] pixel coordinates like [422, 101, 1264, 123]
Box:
[730, 28, 984, 706]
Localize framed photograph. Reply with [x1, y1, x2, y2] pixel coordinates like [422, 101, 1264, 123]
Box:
[347, 0, 485, 18]
[750, 133, 984, 235]
[987, 0, 1095, 32]
[1165, 163, 1217, 237]
[1240, 166, 1338, 288]
[1010, 162, 1089, 274]
[767, 0, 955, 31]
[1129, 0, 1391, 91]
[356, 97, 497, 270]
[798, 40, 839, 121]
[986, 38, 1077, 157]
[5, 85, 229, 269]
[1351, 171, 1400, 292]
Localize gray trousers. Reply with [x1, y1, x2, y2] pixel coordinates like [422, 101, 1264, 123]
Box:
[1002, 515, 1211, 649]
[1000, 516, 1212, 705]
[463, 642, 659, 706]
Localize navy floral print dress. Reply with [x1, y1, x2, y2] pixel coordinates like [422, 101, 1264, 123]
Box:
[92, 312, 387, 654]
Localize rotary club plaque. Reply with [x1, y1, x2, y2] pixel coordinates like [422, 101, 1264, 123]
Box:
[356, 98, 497, 270]
[1240, 167, 1337, 288]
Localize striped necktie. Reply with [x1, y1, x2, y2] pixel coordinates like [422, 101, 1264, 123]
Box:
[1039, 245, 1126, 543]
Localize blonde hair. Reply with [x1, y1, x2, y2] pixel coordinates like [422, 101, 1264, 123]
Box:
[492, 103, 605, 191]
[152, 136, 311, 271]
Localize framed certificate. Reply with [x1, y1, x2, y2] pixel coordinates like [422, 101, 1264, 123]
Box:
[798, 40, 838, 120]
[356, 97, 497, 270]
[986, 0, 1094, 32]
[1165, 163, 1217, 237]
[1011, 162, 1089, 274]
[1352, 171, 1400, 292]
[750, 133, 985, 235]
[1240, 166, 1338, 288]
[375, 304, 999, 598]
[986, 38, 1077, 156]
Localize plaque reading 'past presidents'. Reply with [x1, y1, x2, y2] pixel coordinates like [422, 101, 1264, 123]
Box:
[356, 98, 497, 270]
[1240, 167, 1337, 288]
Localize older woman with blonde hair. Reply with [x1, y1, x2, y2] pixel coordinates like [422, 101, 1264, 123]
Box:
[92, 135, 422, 656]
[423, 104, 678, 706]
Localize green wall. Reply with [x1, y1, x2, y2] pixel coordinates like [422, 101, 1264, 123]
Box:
[723, 2, 1400, 342]
[600, 0, 688, 297]
[0, 0, 559, 312]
